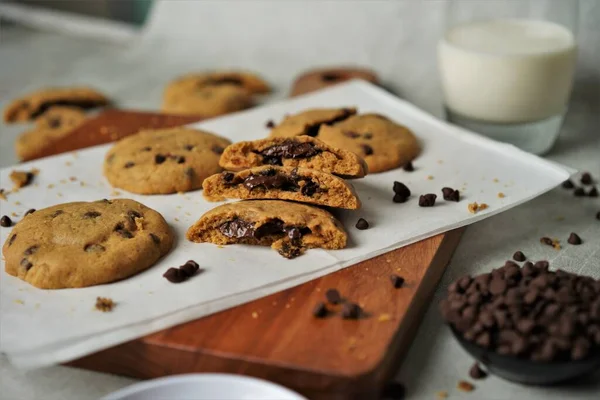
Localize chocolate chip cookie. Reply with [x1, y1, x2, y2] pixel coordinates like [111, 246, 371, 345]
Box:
[15, 106, 88, 161]
[3, 86, 108, 123]
[219, 135, 368, 178]
[186, 200, 347, 258]
[202, 165, 361, 209]
[290, 66, 379, 97]
[268, 107, 356, 138]
[2, 199, 173, 289]
[104, 127, 231, 194]
[318, 113, 420, 173]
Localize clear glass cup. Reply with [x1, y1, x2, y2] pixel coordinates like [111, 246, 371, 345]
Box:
[438, 0, 579, 155]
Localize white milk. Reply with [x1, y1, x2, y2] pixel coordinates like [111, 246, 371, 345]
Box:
[438, 19, 576, 124]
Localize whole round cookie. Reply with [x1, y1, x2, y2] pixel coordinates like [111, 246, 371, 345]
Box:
[162, 85, 254, 117]
[318, 113, 420, 173]
[2, 199, 173, 289]
[290, 66, 379, 97]
[164, 71, 271, 101]
[104, 127, 231, 194]
[268, 107, 356, 138]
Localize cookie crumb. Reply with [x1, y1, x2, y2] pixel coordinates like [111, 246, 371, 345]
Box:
[493, 178, 499, 183]
[47, 184, 55, 189]
[378, 313, 391, 322]
[134, 217, 145, 231]
[69, 176, 77, 181]
[497, 192, 505, 198]
[469, 362, 488, 379]
[468, 202, 488, 214]
[427, 175, 434, 180]
[457, 380, 475, 392]
[0, 189, 6, 201]
[14, 299, 24, 305]
[60, 179, 67, 184]
[80, 181, 86, 187]
[436, 391, 448, 399]
[111, 190, 122, 196]
[10, 170, 35, 189]
[95, 297, 115, 312]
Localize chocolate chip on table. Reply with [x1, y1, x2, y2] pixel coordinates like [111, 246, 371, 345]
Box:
[180, 260, 200, 277]
[361, 144, 374, 156]
[419, 194, 437, 207]
[0, 215, 12, 227]
[513, 251, 526, 262]
[155, 154, 166, 164]
[341, 302, 362, 319]
[325, 288, 342, 304]
[390, 274, 405, 288]
[573, 187, 586, 197]
[402, 161, 414, 172]
[163, 267, 186, 283]
[588, 187, 598, 197]
[393, 193, 409, 203]
[562, 179, 575, 189]
[580, 172, 592, 185]
[124, 161, 135, 168]
[355, 218, 369, 230]
[265, 120, 275, 129]
[393, 181, 411, 198]
[567, 232, 582, 245]
[24, 209, 36, 216]
[442, 187, 460, 202]
[540, 236, 553, 247]
[312, 302, 328, 318]
[469, 363, 487, 380]
[381, 382, 406, 399]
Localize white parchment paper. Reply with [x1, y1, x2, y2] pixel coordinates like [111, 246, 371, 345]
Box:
[0, 81, 571, 368]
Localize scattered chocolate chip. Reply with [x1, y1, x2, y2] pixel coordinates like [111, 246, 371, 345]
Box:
[562, 179, 575, 189]
[124, 162, 135, 168]
[390, 275, 405, 288]
[23, 245, 38, 256]
[540, 237, 553, 247]
[419, 194, 437, 207]
[325, 288, 342, 304]
[155, 154, 166, 164]
[568, 232, 582, 245]
[20, 258, 32, 270]
[265, 120, 275, 129]
[402, 161, 414, 172]
[588, 187, 598, 197]
[393, 193, 408, 203]
[341, 303, 362, 319]
[0, 215, 12, 227]
[163, 267, 186, 283]
[24, 209, 35, 216]
[342, 131, 360, 138]
[84, 243, 106, 252]
[83, 211, 101, 219]
[312, 302, 328, 318]
[442, 187, 460, 202]
[393, 181, 411, 198]
[355, 218, 369, 230]
[580, 172, 592, 185]
[180, 260, 200, 277]
[149, 233, 160, 244]
[513, 251, 526, 262]
[361, 144, 374, 156]
[574, 187, 586, 197]
[469, 363, 487, 380]
[223, 172, 234, 182]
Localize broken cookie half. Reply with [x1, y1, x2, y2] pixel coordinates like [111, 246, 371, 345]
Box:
[202, 165, 361, 209]
[186, 200, 347, 258]
[219, 135, 368, 178]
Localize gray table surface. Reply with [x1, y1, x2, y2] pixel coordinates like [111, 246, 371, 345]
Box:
[0, 3, 599, 398]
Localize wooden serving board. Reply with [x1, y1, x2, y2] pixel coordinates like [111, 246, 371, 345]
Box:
[31, 109, 463, 399]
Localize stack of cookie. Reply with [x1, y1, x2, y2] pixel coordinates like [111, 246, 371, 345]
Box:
[186, 134, 368, 258]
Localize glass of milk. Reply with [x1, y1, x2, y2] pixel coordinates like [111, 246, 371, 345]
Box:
[438, 0, 578, 154]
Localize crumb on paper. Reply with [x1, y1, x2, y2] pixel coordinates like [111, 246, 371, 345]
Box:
[176, 205, 182, 209]
[134, 217, 145, 231]
[497, 192, 505, 198]
[11, 212, 18, 217]
[35, 303, 40, 309]
[65, 161, 72, 166]
[251, 311, 258, 319]
[378, 313, 391, 322]
[427, 175, 434, 180]
[69, 176, 77, 182]
[10, 170, 36, 189]
[457, 380, 475, 392]
[468, 202, 489, 214]
[72, 152, 79, 158]
[95, 297, 115, 312]
[217, 245, 224, 249]
[15, 201, 22, 206]
[437, 160, 444, 164]
[436, 391, 448, 399]
[57, 193, 63, 197]
[174, 217, 180, 222]
[493, 178, 499, 183]
[80, 181, 86, 187]
[60, 179, 67, 184]
[0, 189, 6, 201]
[47, 184, 55, 189]
[110, 190, 121, 196]
[185, 212, 191, 216]
[14, 299, 24, 305]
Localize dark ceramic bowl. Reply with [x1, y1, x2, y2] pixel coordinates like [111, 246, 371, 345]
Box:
[449, 325, 600, 385]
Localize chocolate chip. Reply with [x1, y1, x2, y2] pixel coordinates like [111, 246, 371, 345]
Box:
[265, 120, 275, 129]
[418, 194, 437, 207]
[8, 234, 17, 246]
[142, 146, 152, 151]
[180, 260, 200, 277]
[534, 260, 549, 270]
[277, 241, 303, 259]
[325, 288, 342, 305]
[574, 187, 586, 197]
[0, 215, 12, 227]
[176, 156, 186, 164]
[149, 233, 160, 244]
[124, 162, 135, 168]
[23, 245, 38, 256]
[381, 382, 405, 399]
[597, 211, 600, 220]
[20, 258, 32, 270]
[355, 218, 369, 230]
[393, 181, 411, 198]
[342, 131, 360, 138]
[568, 232, 582, 245]
[222, 172, 234, 182]
[300, 181, 318, 196]
[312, 302, 328, 318]
[390, 275, 405, 288]
[83, 211, 101, 219]
[211, 145, 224, 155]
[84, 243, 105, 252]
[163, 267, 186, 283]
[127, 210, 142, 219]
[47, 117, 61, 128]
[361, 144, 373, 156]
[469, 363, 487, 380]
[363, 133, 373, 139]
[322, 73, 341, 82]
[25, 209, 36, 216]
[393, 193, 408, 203]
[402, 161, 414, 172]
[51, 210, 64, 217]
[185, 168, 195, 179]
[562, 179, 575, 189]
[442, 187, 460, 202]
[513, 251, 526, 262]
[118, 230, 133, 239]
[341, 303, 361, 319]
[155, 154, 166, 164]
[588, 187, 598, 197]
[580, 172, 592, 185]
[540, 237, 553, 246]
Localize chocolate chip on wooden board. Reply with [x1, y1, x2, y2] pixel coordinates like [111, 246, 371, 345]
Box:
[312, 302, 328, 318]
[325, 288, 342, 304]
[390, 274, 405, 288]
[341, 302, 362, 319]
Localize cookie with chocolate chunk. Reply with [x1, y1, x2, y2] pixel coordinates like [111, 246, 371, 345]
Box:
[268, 107, 356, 138]
[104, 127, 231, 194]
[15, 106, 88, 161]
[2, 199, 172, 289]
[219, 135, 367, 178]
[290, 66, 379, 97]
[3, 86, 108, 123]
[318, 113, 420, 173]
[186, 200, 347, 258]
[202, 165, 361, 209]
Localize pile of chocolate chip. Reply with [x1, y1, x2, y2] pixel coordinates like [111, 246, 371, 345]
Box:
[440, 259, 600, 362]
